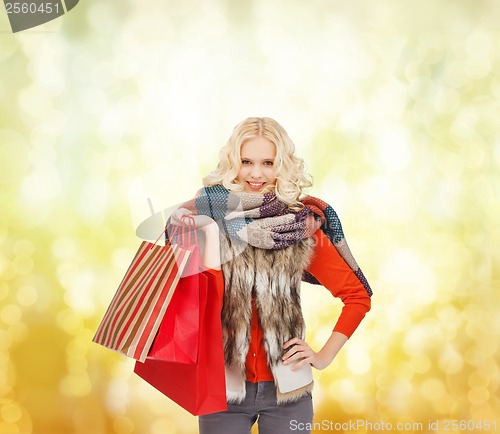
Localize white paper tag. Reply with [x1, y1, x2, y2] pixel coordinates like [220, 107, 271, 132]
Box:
[274, 360, 313, 393]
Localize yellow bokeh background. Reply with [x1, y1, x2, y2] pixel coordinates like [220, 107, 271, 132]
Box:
[1, 1, 499, 433]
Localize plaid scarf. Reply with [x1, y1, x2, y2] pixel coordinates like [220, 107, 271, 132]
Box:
[180, 185, 372, 296]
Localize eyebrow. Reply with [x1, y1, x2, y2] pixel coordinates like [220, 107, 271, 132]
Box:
[240, 157, 275, 161]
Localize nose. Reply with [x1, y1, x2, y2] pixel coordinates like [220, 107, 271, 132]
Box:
[250, 165, 263, 178]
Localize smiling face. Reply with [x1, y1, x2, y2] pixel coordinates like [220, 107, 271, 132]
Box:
[236, 136, 277, 193]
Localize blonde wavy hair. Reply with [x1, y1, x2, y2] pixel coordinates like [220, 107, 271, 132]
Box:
[203, 117, 312, 207]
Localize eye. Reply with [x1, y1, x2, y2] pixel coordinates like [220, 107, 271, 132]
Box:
[241, 160, 251, 165]
[264, 161, 274, 166]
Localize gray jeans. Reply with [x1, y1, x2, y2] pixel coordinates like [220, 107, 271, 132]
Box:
[199, 381, 314, 434]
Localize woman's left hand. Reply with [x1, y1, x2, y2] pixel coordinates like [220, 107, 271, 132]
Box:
[282, 337, 331, 371]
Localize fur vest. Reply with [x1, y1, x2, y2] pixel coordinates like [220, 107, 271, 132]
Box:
[219, 235, 315, 405]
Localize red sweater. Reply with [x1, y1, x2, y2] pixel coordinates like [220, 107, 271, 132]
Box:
[206, 229, 371, 382]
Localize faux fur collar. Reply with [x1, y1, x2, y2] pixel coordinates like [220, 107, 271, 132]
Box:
[220, 236, 315, 404]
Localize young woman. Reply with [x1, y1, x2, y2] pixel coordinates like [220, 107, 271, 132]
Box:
[172, 117, 372, 434]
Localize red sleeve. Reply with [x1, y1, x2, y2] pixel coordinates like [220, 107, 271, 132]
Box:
[306, 230, 371, 338]
[204, 268, 225, 310]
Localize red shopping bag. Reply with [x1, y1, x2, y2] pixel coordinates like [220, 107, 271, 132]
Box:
[147, 270, 201, 363]
[92, 225, 191, 362]
[147, 217, 201, 364]
[134, 271, 227, 416]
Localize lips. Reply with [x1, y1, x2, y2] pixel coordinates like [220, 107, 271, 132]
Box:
[247, 181, 266, 190]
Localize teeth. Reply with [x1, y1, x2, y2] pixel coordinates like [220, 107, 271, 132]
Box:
[249, 182, 264, 187]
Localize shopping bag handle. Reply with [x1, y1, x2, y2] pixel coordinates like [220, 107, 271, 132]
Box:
[151, 221, 181, 248]
[177, 215, 198, 247]
[152, 215, 198, 248]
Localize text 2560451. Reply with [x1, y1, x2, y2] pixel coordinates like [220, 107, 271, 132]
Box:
[6, 2, 61, 14]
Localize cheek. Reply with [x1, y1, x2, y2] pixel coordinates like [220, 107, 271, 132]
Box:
[237, 167, 248, 180]
[266, 168, 277, 180]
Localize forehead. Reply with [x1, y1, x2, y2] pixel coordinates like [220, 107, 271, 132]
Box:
[240, 137, 276, 158]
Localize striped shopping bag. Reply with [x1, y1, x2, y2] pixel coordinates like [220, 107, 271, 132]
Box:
[92, 227, 192, 362]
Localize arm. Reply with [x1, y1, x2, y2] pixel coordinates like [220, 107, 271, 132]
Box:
[283, 229, 371, 370]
